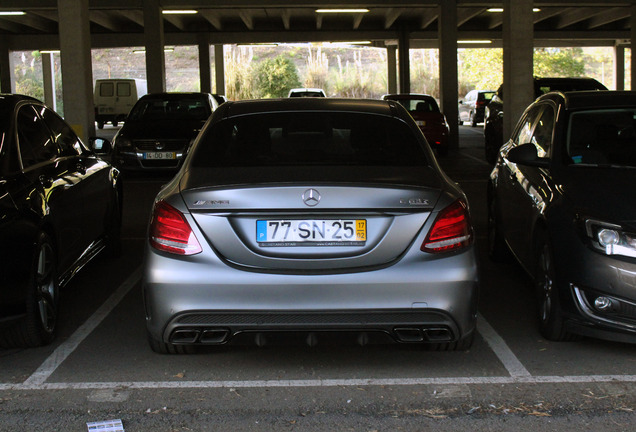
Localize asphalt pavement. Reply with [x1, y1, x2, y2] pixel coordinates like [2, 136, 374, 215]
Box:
[0, 124, 634, 432]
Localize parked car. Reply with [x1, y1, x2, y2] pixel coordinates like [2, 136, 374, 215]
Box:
[458, 90, 495, 127]
[94, 78, 147, 129]
[288, 88, 326, 97]
[484, 77, 608, 165]
[0, 94, 122, 348]
[382, 93, 450, 156]
[143, 98, 479, 354]
[488, 90, 636, 344]
[111, 92, 217, 172]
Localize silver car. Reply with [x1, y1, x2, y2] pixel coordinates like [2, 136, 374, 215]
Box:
[143, 98, 479, 354]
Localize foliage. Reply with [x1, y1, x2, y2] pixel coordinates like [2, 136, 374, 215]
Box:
[533, 47, 585, 77]
[457, 48, 502, 95]
[410, 49, 441, 97]
[225, 46, 258, 100]
[254, 54, 301, 98]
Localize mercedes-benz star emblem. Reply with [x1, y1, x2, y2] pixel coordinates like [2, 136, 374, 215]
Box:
[302, 188, 321, 207]
[155, 141, 164, 150]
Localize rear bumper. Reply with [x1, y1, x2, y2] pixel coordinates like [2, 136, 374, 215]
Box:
[143, 245, 479, 346]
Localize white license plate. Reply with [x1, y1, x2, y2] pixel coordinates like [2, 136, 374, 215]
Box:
[144, 152, 175, 160]
[257, 219, 366, 246]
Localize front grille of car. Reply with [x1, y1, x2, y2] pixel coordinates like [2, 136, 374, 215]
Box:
[134, 139, 188, 151]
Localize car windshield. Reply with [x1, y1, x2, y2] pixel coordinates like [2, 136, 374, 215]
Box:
[192, 112, 430, 167]
[567, 108, 636, 167]
[481, 92, 496, 101]
[128, 97, 210, 121]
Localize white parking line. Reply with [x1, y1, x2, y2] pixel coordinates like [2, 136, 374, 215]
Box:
[477, 314, 531, 377]
[21, 266, 142, 387]
[5, 267, 634, 392]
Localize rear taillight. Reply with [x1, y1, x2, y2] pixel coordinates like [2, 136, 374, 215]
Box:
[149, 200, 202, 255]
[421, 199, 473, 253]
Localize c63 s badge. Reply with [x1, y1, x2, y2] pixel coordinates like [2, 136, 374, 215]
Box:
[400, 198, 430, 206]
[193, 200, 230, 206]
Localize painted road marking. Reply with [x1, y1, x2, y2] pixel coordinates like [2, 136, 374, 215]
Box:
[3, 265, 634, 392]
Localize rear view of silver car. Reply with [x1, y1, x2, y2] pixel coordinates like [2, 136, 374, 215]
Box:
[143, 98, 479, 353]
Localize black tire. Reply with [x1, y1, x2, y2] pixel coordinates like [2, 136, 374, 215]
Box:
[0, 232, 59, 348]
[534, 234, 581, 342]
[147, 330, 196, 354]
[97, 121, 104, 129]
[470, 112, 477, 127]
[487, 191, 510, 262]
[112, 120, 118, 127]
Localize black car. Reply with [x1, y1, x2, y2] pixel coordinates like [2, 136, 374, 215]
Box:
[112, 92, 217, 172]
[484, 77, 607, 165]
[0, 94, 122, 348]
[488, 90, 636, 344]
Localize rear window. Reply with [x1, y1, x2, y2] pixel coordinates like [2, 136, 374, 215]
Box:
[128, 97, 211, 121]
[391, 98, 440, 113]
[99, 82, 114, 97]
[192, 112, 429, 168]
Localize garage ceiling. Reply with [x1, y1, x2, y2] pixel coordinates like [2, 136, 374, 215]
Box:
[1, 1, 632, 49]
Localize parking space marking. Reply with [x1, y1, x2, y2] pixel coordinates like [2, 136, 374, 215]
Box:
[4, 266, 636, 392]
[477, 314, 531, 377]
[22, 266, 142, 387]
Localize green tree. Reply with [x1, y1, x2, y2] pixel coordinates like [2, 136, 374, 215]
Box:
[255, 55, 301, 98]
[458, 48, 502, 94]
[533, 47, 585, 77]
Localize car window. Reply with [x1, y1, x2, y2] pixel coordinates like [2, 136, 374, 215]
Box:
[529, 106, 555, 156]
[39, 107, 84, 157]
[129, 97, 211, 121]
[513, 106, 543, 147]
[99, 82, 114, 97]
[193, 112, 430, 168]
[567, 108, 636, 167]
[17, 105, 58, 169]
[117, 82, 131, 97]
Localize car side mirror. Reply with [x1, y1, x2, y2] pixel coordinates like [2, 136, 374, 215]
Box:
[89, 137, 112, 155]
[507, 143, 549, 168]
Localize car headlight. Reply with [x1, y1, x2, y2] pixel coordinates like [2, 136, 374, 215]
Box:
[113, 136, 133, 150]
[585, 219, 636, 258]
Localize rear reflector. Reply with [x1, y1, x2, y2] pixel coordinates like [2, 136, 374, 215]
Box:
[421, 199, 473, 253]
[149, 200, 202, 255]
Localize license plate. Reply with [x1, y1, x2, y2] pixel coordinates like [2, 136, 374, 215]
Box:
[144, 152, 175, 160]
[257, 219, 366, 246]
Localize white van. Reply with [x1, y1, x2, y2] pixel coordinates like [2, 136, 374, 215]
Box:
[94, 78, 147, 128]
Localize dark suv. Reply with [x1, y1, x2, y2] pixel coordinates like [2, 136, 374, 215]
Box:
[483, 77, 607, 164]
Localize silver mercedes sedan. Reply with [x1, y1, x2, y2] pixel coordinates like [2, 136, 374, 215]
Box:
[143, 98, 479, 354]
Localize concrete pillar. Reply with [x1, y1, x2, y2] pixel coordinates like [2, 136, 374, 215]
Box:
[502, 0, 534, 142]
[0, 37, 15, 93]
[144, 0, 166, 93]
[58, 0, 95, 142]
[615, 45, 625, 91]
[198, 34, 212, 93]
[214, 45, 225, 95]
[631, 5, 636, 91]
[398, 30, 410, 94]
[42, 53, 57, 111]
[439, 0, 459, 150]
[387, 45, 398, 94]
